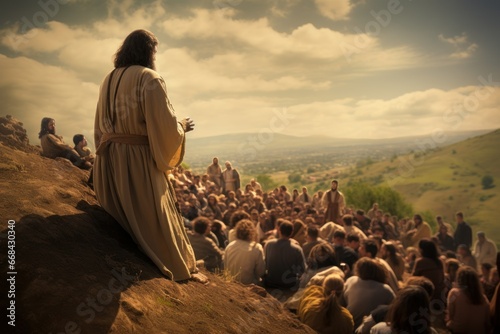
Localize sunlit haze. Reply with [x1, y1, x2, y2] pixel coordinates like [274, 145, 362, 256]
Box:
[1, 0, 499, 149]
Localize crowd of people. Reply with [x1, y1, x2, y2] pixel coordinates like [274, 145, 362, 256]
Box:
[39, 117, 499, 333]
[169, 158, 499, 334]
[37, 28, 498, 333]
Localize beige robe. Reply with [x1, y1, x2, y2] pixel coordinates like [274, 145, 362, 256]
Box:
[408, 222, 432, 248]
[206, 163, 222, 187]
[40, 134, 76, 158]
[94, 65, 196, 281]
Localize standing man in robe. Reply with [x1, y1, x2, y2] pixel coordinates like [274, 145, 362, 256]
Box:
[322, 180, 345, 224]
[93, 29, 204, 282]
[222, 161, 240, 194]
[206, 157, 222, 189]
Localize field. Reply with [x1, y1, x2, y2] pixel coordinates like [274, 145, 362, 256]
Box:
[185, 129, 500, 246]
[291, 130, 500, 246]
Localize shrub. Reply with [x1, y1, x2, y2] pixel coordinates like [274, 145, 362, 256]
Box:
[482, 175, 494, 189]
[288, 173, 302, 184]
[343, 181, 413, 219]
[256, 174, 278, 192]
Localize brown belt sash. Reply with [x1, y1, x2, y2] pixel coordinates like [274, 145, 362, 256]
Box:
[96, 133, 149, 155]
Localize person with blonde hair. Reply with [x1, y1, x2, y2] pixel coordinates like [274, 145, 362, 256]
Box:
[224, 219, 265, 285]
[298, 274, 354, 334]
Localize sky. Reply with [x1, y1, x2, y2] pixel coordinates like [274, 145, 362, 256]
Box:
[1, 0, 499, 149]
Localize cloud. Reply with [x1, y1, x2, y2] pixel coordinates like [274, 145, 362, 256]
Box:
[0, 54, 99, 147]
[314, 0, 352, 20]
[438, 32, 478, 59]
[160, 9, 423, 73]
[0, 1, 494, 149]
[278, 85, 500, 139]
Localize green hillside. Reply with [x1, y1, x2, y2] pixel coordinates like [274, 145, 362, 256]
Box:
[339, 129, 500, 246]
[259, 130, 500, 246]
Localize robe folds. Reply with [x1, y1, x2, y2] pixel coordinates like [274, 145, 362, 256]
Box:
[94, 65, 196, 281]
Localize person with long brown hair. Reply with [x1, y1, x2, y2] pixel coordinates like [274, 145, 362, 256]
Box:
[298, 274, 353, 334]
[370, 286, 437, 334]
[412, 238, 445, 309]
[39, 117, 91, 170]
[94, 29, 202, 282]
[342, 257, 395, 328]
[380, 241, 405, 281]
[447, 266, 491, 333]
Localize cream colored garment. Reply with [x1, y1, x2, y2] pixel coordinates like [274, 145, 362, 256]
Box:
[94, 65, 196, 281]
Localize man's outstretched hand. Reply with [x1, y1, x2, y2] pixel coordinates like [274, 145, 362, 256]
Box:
[180, 117, 195, 133]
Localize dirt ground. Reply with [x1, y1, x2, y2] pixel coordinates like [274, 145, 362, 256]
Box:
[0, 115, 314, 334]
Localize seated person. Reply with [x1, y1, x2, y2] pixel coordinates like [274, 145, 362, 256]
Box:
[187, 217, 224, 272]
[341, 257, 395, 329]
[298, 274, 354, 334]
[264, 220, 306, 289]
[355, 276, 435, 334]
[38, 117, 91, 170]
[224, 219, 265, 285]
[370, 285, 438, 334]
[73, 134, 95, 164]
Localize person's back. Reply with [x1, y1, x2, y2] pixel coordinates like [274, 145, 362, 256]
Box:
[370, 286, 437, 334]
[265, 238, 305, 288]
[94, 30, 200, 282]
[412, 256, 445, 302]
[298, 275, 354, 334]
[225, 239, 264, 284]
[447, 288, 490, 333]
[302, 238, 325, 259]
[343, 275, 394, 328]
[386, 253, 405, 282]
[264, 220, 305, 289]
[224, 219, 265, 285]
[188, 232, 222, 271]
[342, 258, 395, 328]
[447, 267, 491, 334]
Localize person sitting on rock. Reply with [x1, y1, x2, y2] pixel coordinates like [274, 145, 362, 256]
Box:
[73, 134, 95, 165]
[38, 117, 91, 170]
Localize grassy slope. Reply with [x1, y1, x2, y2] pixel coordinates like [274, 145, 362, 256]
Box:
[264, 130, 500, 246]
[349, 129, 500, 245]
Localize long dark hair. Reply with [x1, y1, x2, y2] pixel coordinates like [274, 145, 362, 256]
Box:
[114, 29, 158, 69]
[456, 266, 486, 305]
[354, 257, 387, 284]
[419, 238, 442, 268]
[307, 243, 337, 270]
[386, 286, 432, 334]
[38, 117, 54, 138]
[383, 242, 399, 266]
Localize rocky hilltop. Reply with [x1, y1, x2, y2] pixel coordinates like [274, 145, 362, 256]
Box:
[0, 116, 313, 334]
